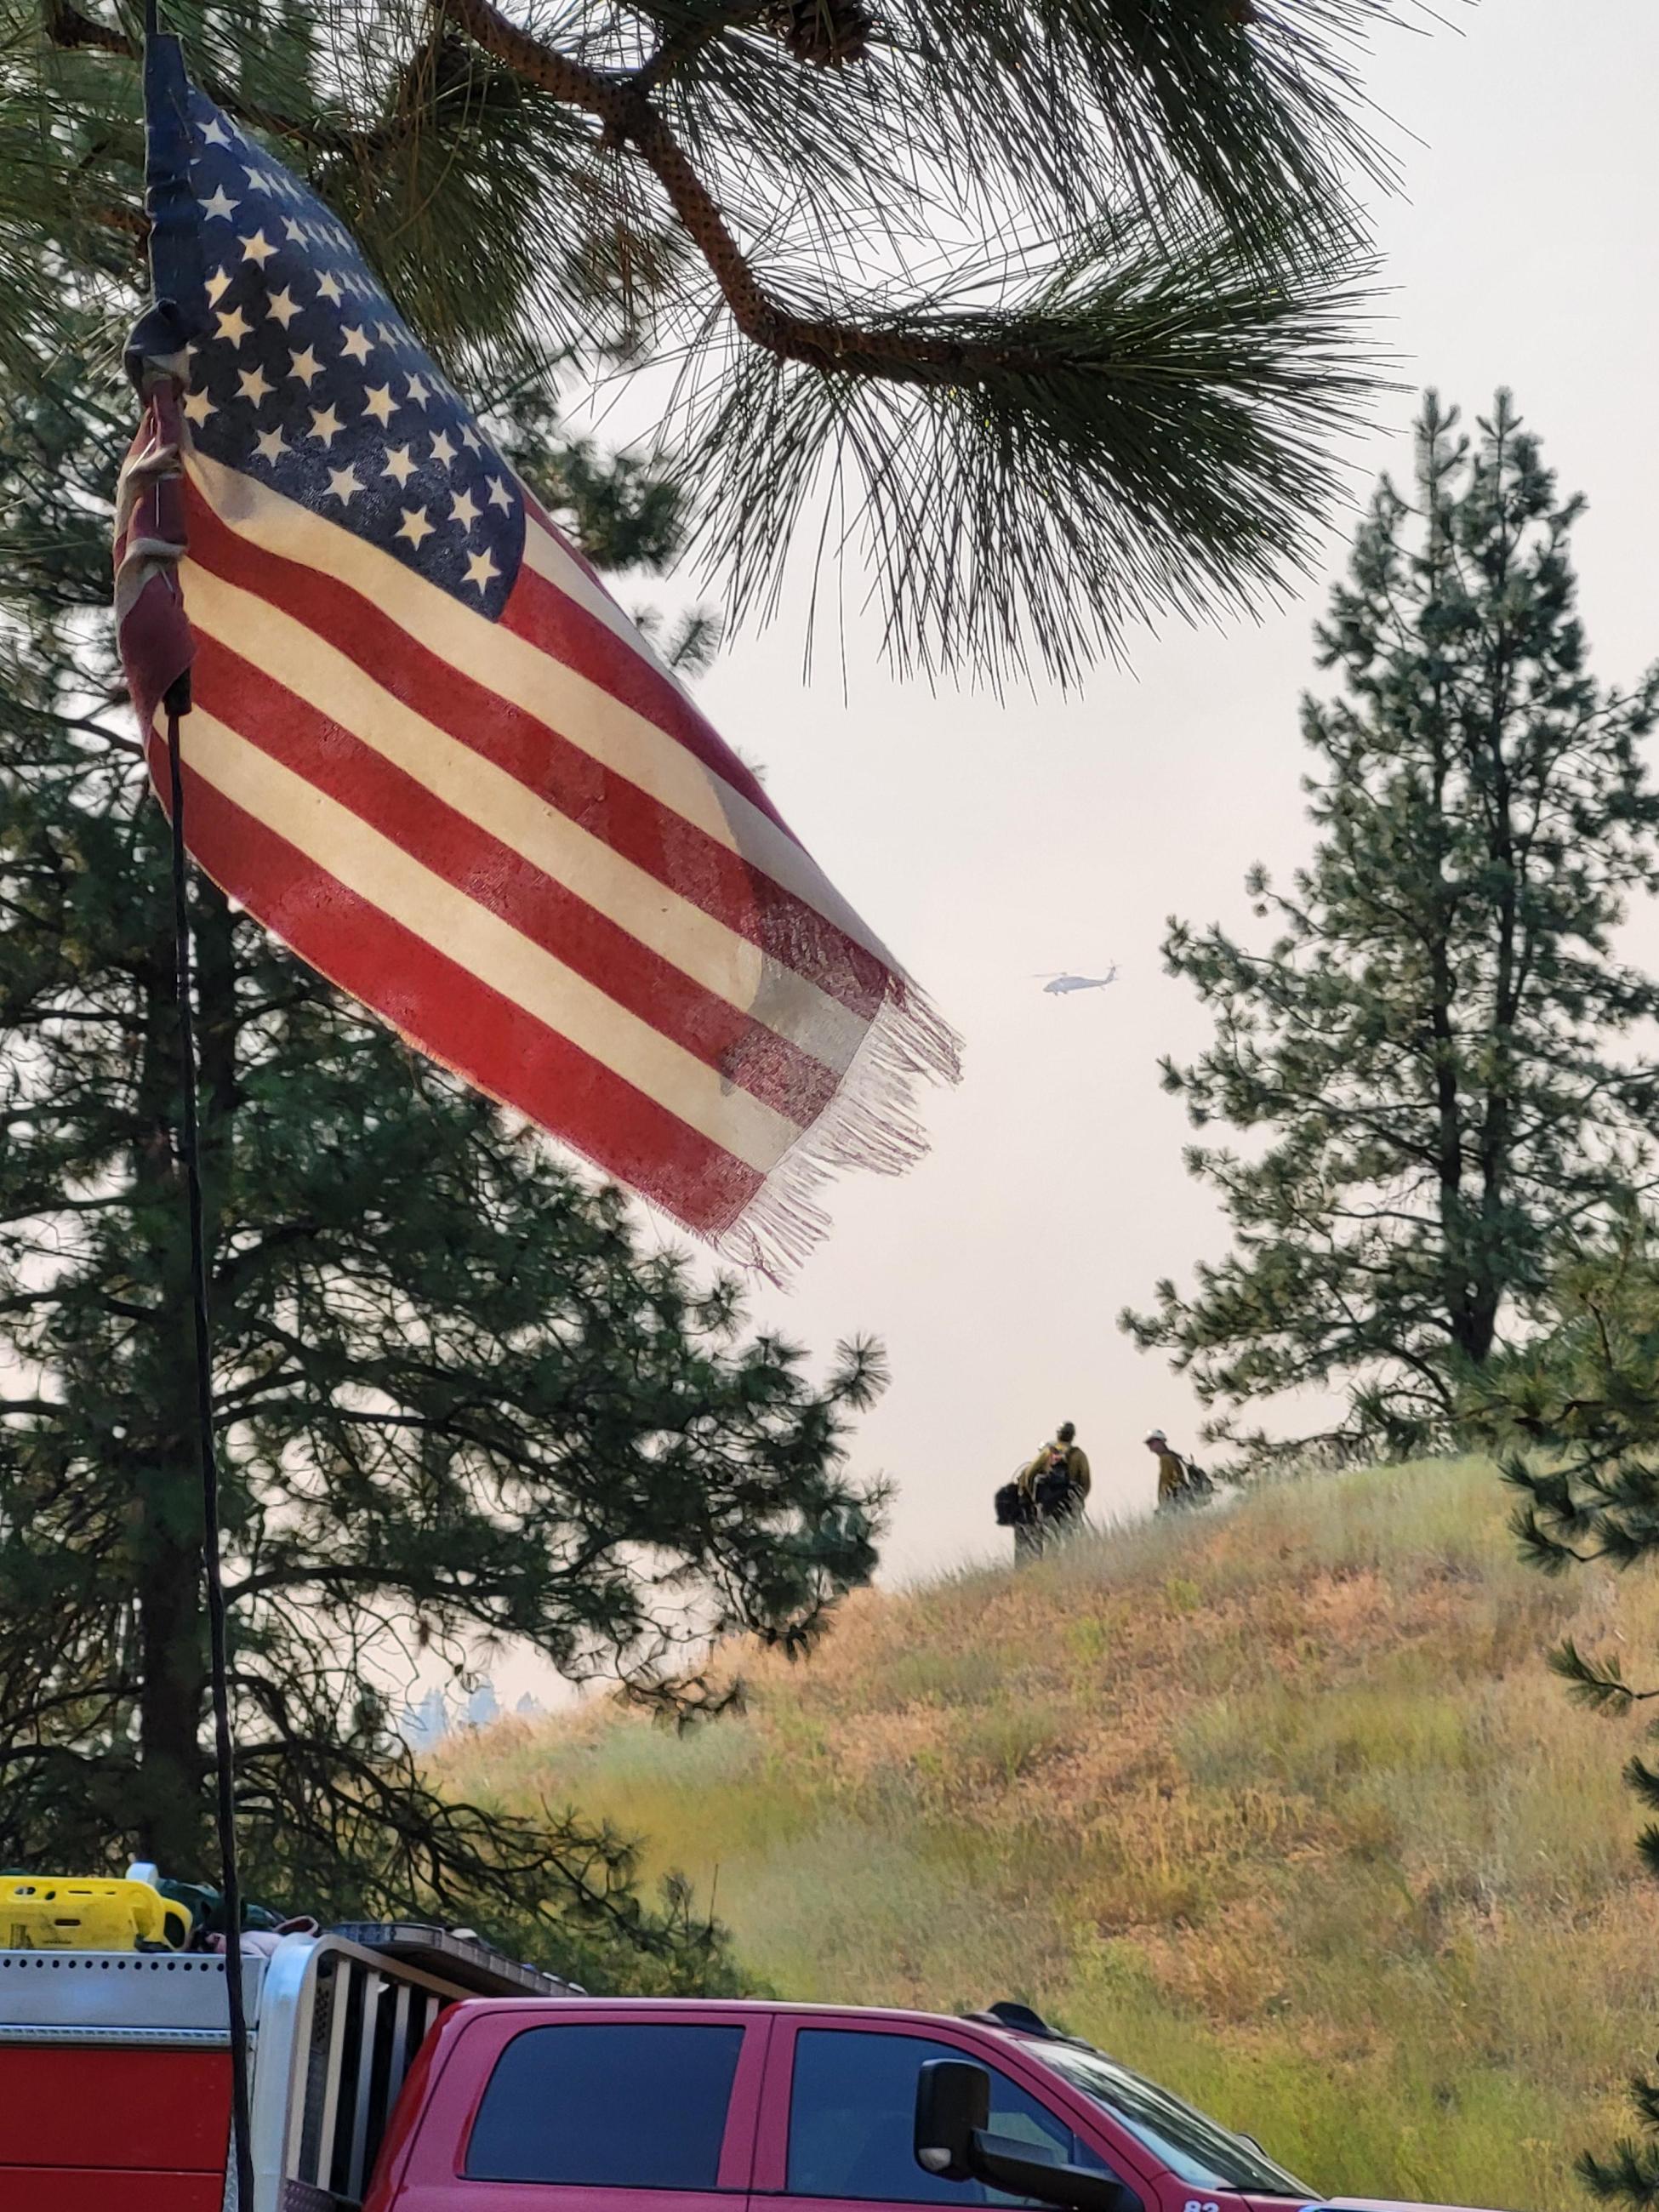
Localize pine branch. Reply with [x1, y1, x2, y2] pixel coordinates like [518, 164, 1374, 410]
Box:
[446, 0, 1373, 390]
[1581, 2141, 1659, 2210]
[1549, 1638, 1659, 1711]
[40, 0, 126, 56]
[443, 0, 1012, 383]
[41, 3, 362, 157]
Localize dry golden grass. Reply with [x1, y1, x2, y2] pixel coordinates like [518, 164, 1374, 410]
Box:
[440, 1459, 1659, 2212]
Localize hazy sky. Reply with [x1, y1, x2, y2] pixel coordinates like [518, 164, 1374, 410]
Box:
[664, 0, 1659, 1588]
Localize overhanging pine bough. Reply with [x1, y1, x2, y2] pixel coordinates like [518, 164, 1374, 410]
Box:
[33, 0, 1398, 683]
[436, 0, 1388, 683]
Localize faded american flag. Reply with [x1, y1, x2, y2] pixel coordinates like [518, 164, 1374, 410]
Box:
[115, 39, 957, 1272]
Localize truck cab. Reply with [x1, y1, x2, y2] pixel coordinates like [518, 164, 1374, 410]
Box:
[362, 1996, 1379, 2212]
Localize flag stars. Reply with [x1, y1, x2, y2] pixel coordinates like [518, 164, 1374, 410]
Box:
[183, 94, 523, 618]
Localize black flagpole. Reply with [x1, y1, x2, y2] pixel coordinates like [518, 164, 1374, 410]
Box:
[139, 3, 256, 2196]
[164, 699, 255, 2210]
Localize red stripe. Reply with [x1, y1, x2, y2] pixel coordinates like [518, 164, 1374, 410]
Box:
[181, 487, 892, 1023]
[148, 732, 762, 1234]
[187, 628, 845, 1127]
[503, 543, 798, 844]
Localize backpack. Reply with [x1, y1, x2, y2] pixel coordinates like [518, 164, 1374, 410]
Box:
[1179, 1458, 1215, 1502]
[994, 1479, 1035, 1527]
[1033, 1448, 1076, 1518]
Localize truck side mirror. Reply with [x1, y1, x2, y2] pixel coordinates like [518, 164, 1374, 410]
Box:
[915, 2058, 1140, 2212]
[915, 2060, 990, 2180]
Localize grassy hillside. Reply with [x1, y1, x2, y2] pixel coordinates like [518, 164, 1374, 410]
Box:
[442, 1460, 1659, 2212]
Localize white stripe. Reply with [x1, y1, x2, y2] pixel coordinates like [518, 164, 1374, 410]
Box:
[169, 705, 803, 1174]
[517, 500, 664, 660]
[182, 447, 895, 970]
[180, 557, 870, 1078]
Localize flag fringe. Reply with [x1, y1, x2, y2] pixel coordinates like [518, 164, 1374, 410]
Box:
[711, 973, 962, 1283]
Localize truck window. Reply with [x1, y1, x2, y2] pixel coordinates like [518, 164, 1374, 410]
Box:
[465, 2021, 746, 2187]
[1032, 2045, 1308, 2198]
[787, 2029, 1118, 2206]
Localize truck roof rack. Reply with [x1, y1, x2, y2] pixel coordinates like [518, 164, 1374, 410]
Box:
[327, 1922, 584, 1999]
[963, 2001, 1094, 2050]
[962, 2001, 1063, 2039]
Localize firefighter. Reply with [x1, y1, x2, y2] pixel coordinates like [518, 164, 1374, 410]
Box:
[1145, 1428, 1189, 1509]
[1019, 1422, 1092, 1536]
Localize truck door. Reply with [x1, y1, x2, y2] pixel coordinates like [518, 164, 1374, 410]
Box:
[373, 2004, 769, 2212]
[750, 2020, 1154, 2212]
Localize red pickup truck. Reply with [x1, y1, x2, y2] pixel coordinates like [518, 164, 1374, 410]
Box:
[0, 1924, 1495, 2212]
[362, 1992, 1492, 2212]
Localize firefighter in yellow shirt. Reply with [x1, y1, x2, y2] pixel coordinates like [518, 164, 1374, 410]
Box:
[1018, 1422, 1092, 1531]
[1146, 1428, 1188, 1508]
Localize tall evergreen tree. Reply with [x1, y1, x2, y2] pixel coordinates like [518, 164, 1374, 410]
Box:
[0, 322, 881, 1970]
[0, 0, 1402, 686]
[1122, 394, 1659, 1459]
[1468, 1227, 1659, 2208]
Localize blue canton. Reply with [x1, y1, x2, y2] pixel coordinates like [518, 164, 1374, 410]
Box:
[182, 90, 525, 620]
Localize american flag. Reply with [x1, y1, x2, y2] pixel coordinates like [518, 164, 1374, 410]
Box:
[115, 43, 957, 1272]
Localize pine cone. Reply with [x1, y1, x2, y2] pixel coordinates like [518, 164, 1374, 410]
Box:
[769, 0, 873, 67]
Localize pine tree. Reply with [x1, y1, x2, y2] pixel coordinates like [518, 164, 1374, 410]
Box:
[0, 0, 1401, 685]
[1468, 1229, 1659, 2208]
[0, 316, 882, 1972]
[1121, 394, 1659, 1461]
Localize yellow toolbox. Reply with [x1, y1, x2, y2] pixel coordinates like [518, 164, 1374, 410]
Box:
[0, 1875, 191, 1952]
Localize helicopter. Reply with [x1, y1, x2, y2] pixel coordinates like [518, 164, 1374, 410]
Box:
[1034, 966, 1118, 995]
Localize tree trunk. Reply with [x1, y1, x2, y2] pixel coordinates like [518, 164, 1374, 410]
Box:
[1419, 443, 1479, 1368]
[1470, 405, 1522, 1371]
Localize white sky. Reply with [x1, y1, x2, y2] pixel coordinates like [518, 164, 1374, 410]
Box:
[662, 0, 1659, 1589]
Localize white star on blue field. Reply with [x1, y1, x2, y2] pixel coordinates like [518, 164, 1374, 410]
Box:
[181, 90, 526, 620]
